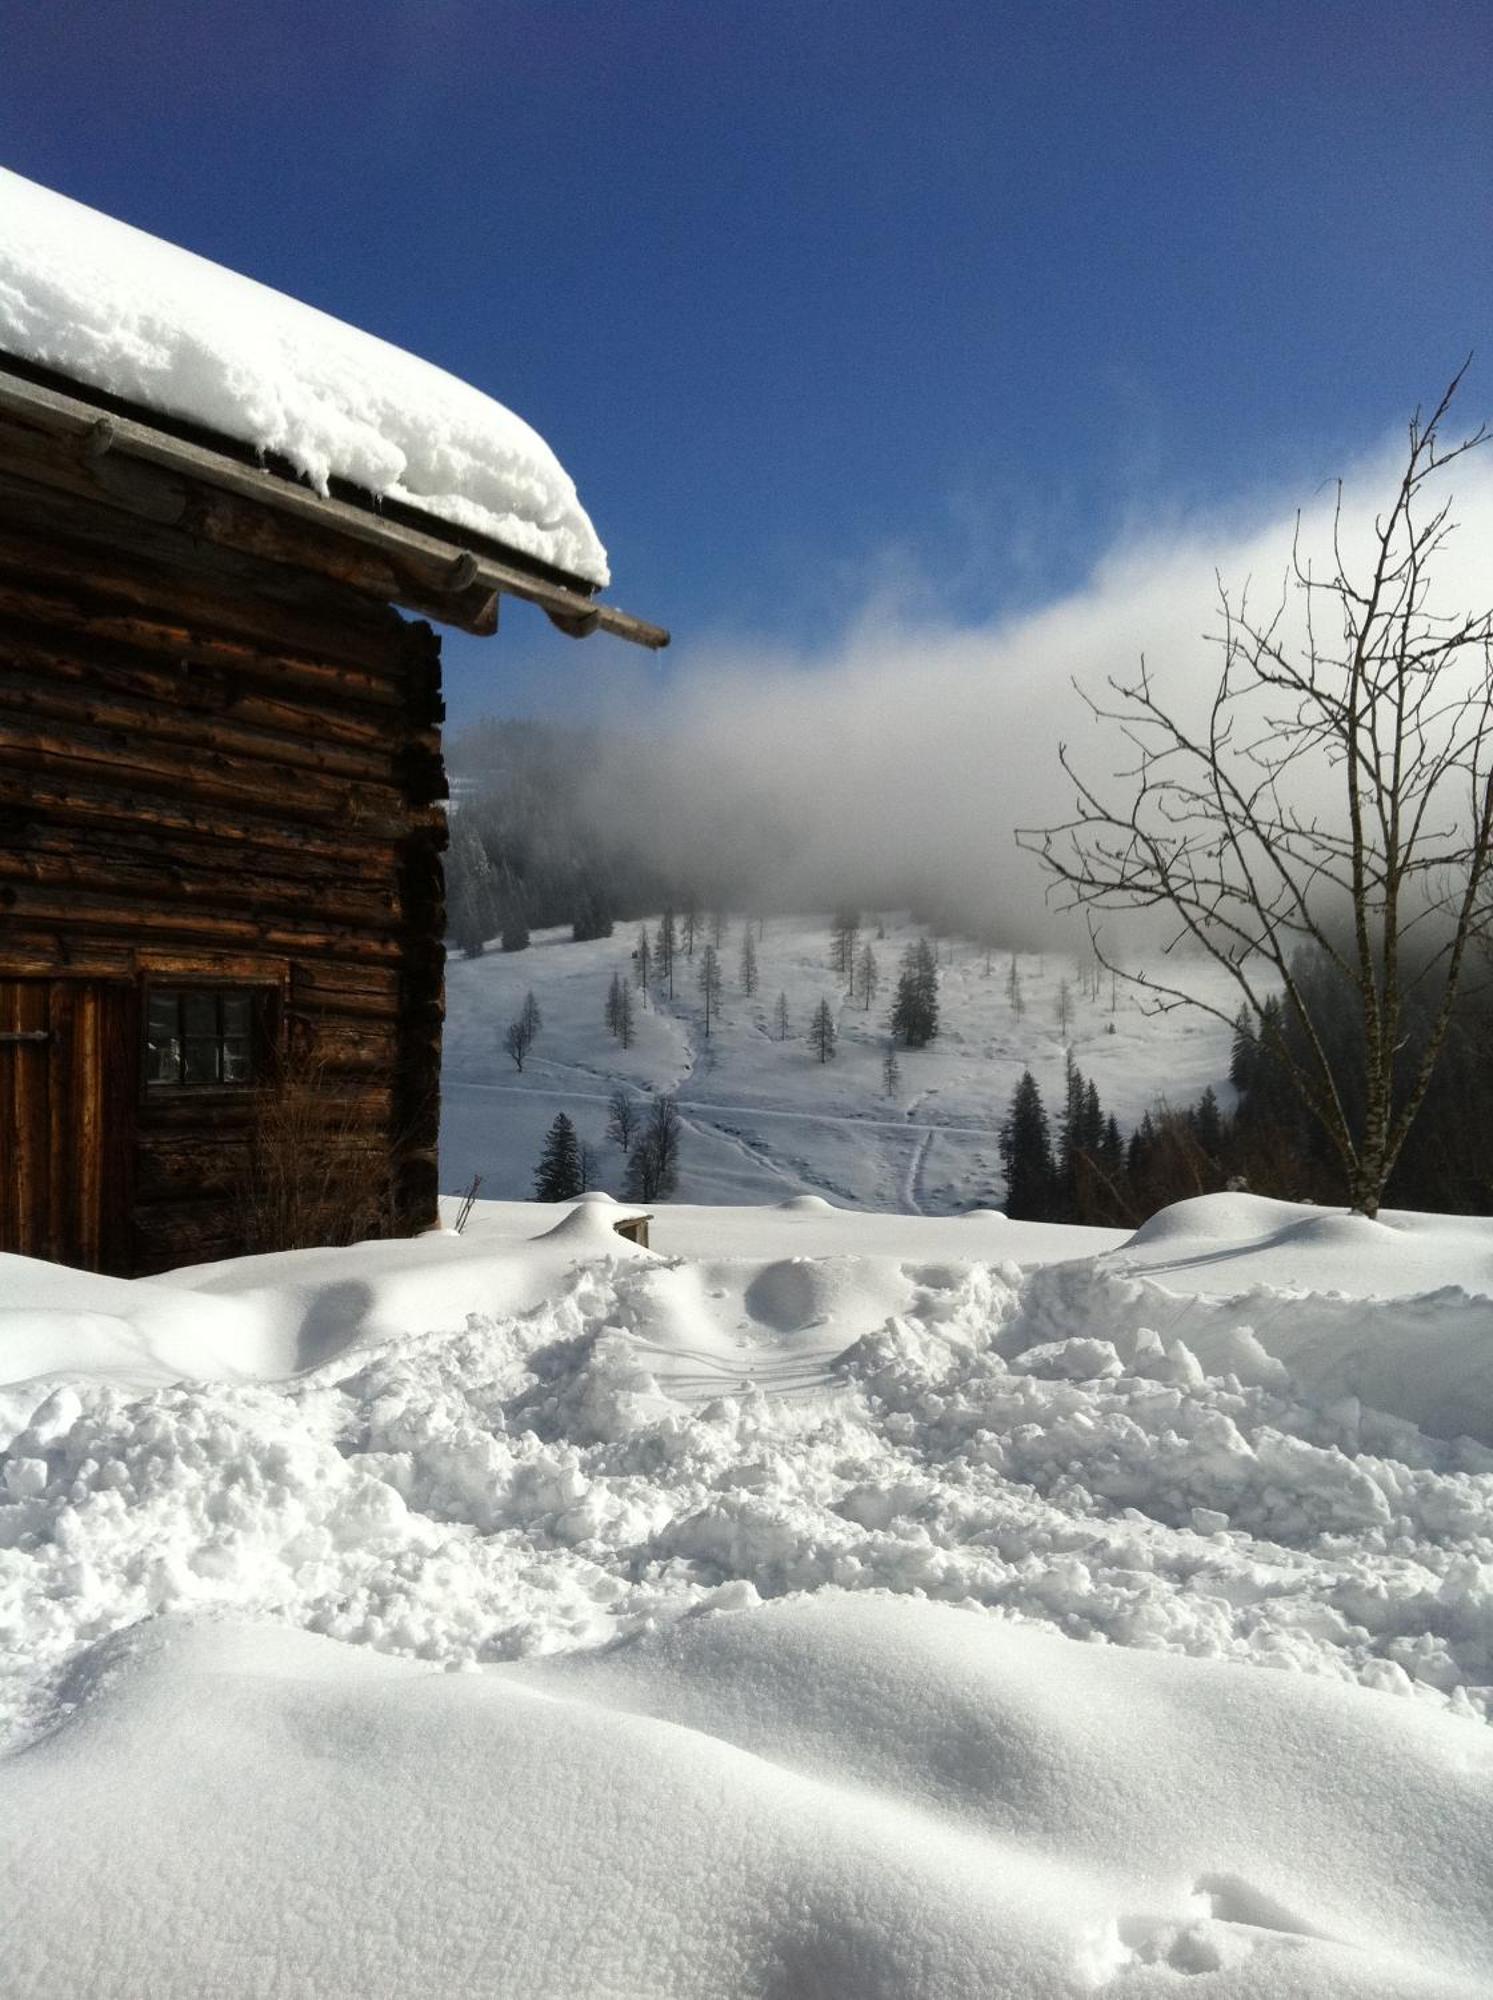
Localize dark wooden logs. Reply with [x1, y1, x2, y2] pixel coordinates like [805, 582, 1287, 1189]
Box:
[0, 466, 448, 1275]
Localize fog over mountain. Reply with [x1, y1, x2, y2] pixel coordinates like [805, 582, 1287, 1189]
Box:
[460, 415, 1493, 950]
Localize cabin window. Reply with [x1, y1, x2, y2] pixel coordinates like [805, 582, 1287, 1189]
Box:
[144, 988, 264, 1087]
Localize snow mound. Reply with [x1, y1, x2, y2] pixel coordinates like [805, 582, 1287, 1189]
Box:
[0, 169, 608, 583]
[777, 1193, 837, 1212]
[4, 1599, 1489, 1998]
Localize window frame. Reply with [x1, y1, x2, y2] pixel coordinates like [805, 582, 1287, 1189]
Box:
[141, 984, 274, 1092]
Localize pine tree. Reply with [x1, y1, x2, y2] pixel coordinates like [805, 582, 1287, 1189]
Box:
[1000, 1071, 1056, 1220]
[740, 929, 759, 996]
[810, 997, 837, 1062]
[605, 971, 624, 1038]
[882, 1044, 901, 1096]
[445, 814, 501, 958]
[1006, 954, 1024, 1017]
[607, 1087, 637, 1152]
[533, 1113, 583, 1200]
[856, 941, 880, 1011]
[656, 910, 677, 999]
[774, 991, 790, 1041]
[889, 937, 939, 1046]
[635, 927, 651, 1004]
[617, 979, 635, 1050]
[520, 991, 542, 1042]
[710, 909, 729, 948]
[830, 908, 860, 985]
[500, 900, 530, 953]
[699, 943, 722, 1036]
[681, 897, 698, 958]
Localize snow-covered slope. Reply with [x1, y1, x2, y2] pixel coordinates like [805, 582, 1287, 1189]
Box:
[6, 1602, 1490, 1998]
[6, 1192, 1493, 1995]
[442, 916, 1242, 1209]
[0, 168, 608, 582]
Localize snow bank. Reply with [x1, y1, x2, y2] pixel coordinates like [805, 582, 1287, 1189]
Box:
[0, 169, 608, 583]
[5, 1600, 1489, 1998]
[5, 1195, 1493, 1753]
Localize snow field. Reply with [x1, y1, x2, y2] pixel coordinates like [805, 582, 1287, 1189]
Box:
[7, 1194, 1493, 1995]
[5, 1598, 1492, 1998]
[441, 914, 1243, 1209]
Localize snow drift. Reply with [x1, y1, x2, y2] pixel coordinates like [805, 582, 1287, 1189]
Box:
[4, 1192, 1493, 1995]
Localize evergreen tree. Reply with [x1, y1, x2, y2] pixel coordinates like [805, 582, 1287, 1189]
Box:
[1006, 954, 1024, 1017]
[890, 937, 939, 1046]
[1000, 1071, 1056, 1220]
[774, 991, 790, 1041]
[656, 910, 677, 998]
[710, 909, 729, 948]
[1191, 1085, 1223, 1161]
[445, 813, 501, 958]
[617, 979, 635, 1050]
[830, 908, 861, 986]
[809, 997, 837, 1062]
[856, 941, 880, 1011]
[635, 927, 652, 1003]
[520, 991, 542, 1042]
[740, 929, 759, 996]
[607, 1087, 637, 1152]
[882, 1044, 901, 1096]
[681, 897, 698, 958]
[533, 1113, 583, 1200]
[699, 943, 723, 1036]
[572, 884, 613, 942]
[605, 971, 624, 1038]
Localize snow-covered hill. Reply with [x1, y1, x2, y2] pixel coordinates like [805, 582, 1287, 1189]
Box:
[441, 915, 1241, 1208]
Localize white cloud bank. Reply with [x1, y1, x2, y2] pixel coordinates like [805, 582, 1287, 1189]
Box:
[581, 417, 1493, 945]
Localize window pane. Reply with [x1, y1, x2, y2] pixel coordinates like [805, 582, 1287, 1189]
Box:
[221, 995, 252, 1037]
[145, 991, 181, 1084]
[220, 1037, 252, 1083]
[183, 1036, 220, 1084]
[183, 993, 218, 1039]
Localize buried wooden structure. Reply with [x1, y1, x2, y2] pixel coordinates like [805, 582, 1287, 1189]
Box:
[0, 357, 665, 1275]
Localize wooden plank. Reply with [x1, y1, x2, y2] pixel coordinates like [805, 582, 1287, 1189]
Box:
[0, 371, 669, 647]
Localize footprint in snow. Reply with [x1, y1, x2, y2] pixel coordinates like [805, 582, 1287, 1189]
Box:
[1109, 1875, 1331, 1980]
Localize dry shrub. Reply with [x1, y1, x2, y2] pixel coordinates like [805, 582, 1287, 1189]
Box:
[240, 1042, 390, 1253]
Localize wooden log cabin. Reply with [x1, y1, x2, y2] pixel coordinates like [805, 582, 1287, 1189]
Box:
[0, 178, 665, 1277]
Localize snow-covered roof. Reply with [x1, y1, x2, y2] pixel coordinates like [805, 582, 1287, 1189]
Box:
[0, 168, 609, 586]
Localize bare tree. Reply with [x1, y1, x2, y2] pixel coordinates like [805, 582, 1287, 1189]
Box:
[502, 1017, 533, 1071]
[1021, 371, 1493, 1216]
[607, 1087, 637, 1153]
[1054, 976, 1074, 1040]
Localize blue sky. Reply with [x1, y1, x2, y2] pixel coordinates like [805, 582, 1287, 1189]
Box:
[4, 1, 1490, 729]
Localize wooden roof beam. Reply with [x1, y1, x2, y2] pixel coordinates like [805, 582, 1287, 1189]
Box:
[0, 365, 670, 650]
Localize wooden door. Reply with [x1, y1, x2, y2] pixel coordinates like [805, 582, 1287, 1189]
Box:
[0, 979, 135, 1270]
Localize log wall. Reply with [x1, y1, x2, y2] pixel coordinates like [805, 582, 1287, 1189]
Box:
[0, 454, 447, 1275]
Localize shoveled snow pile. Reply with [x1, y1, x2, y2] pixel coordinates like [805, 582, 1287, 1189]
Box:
[0, 168, 608, 583]
[3, 1191, 1493, 1995]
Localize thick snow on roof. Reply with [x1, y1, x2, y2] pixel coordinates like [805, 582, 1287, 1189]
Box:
[0, 168, 609, 584]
